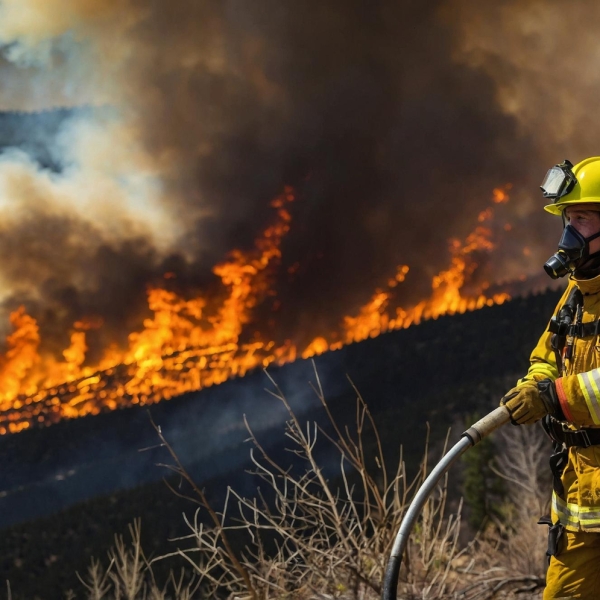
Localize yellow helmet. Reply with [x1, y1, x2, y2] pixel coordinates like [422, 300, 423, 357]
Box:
[544, 157, 600, 215]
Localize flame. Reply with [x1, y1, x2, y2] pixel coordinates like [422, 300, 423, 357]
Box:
[0, 184, 514, 434]
[341, 184, 512, 341]
[301, 337, 330, 360]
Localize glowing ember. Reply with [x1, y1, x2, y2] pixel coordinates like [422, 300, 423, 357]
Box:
[493, 184, 512, 203]
[0, 184, 513, 434]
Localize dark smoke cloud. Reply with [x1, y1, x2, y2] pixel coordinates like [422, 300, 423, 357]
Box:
[0, 0, 583, 354]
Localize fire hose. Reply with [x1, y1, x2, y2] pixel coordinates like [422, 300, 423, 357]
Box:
[381, 405, 511, 600]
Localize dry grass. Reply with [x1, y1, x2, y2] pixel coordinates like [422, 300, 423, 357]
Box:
[64, 366, 552, 599]
[143, 367, 465, 599]
[453, 425, 551, 600]
[75, 520, 200, 600]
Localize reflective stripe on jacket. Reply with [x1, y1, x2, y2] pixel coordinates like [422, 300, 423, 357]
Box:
[552, 493, 600, 530]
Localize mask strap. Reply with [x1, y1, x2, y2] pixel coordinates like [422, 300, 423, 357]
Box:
[586, 230, 600, 243]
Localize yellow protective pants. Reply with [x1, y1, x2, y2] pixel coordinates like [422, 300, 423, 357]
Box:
[544, 530, 600, 599]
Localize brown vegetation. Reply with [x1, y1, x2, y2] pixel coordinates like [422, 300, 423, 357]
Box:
[19, 366, 550, 599]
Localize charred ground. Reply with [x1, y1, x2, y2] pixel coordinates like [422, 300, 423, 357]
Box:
[0, 286, 562, 598]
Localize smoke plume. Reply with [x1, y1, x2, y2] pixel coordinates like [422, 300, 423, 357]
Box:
[0, 0, 587, 356]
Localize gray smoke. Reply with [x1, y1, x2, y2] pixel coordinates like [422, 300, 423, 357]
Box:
[0, 0, 583, 356]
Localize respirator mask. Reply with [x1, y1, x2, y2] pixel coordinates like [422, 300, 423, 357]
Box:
[544, 225, 600, 279]
[540, 159, 600, 278]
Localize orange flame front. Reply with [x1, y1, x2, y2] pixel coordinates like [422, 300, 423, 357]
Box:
[341, 193, 510, 342]
[0, 185, 513, 434]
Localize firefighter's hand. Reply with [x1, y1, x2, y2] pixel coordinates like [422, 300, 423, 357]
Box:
[500, 380, 558, 425]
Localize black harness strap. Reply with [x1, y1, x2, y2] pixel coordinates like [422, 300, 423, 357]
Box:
[550, 318, 600, 337]
[548, 287, 583, 374]
[541, 416, 600, 500]
[542, 416, 600, 448]
[576, 320, 600, 337]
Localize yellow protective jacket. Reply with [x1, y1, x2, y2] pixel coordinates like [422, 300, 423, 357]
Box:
[520, 274, 600, 532]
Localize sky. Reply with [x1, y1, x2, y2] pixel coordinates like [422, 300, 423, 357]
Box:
[0, 0, 596, 356]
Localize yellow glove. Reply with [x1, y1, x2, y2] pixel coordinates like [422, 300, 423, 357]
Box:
[500, 380, 551, 425]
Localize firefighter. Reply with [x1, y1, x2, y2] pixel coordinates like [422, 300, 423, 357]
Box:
[501, 156, 600, 599]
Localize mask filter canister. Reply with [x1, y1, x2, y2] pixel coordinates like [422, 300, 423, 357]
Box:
[544, 225, 600, 279]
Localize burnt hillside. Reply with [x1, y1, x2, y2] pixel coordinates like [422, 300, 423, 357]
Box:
[0, 286, 564, 597]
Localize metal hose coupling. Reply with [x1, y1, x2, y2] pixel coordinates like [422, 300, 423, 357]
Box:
[381, 406, 511, 600]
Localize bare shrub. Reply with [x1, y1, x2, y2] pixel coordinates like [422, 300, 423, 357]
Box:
[149, 367, 466, 599]
[456, 424, 552, 600]
[77, 520, 199, 600]
[74, 369, 555, 600]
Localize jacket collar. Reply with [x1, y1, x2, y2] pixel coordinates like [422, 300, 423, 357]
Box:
[572, 272, 600, 295]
